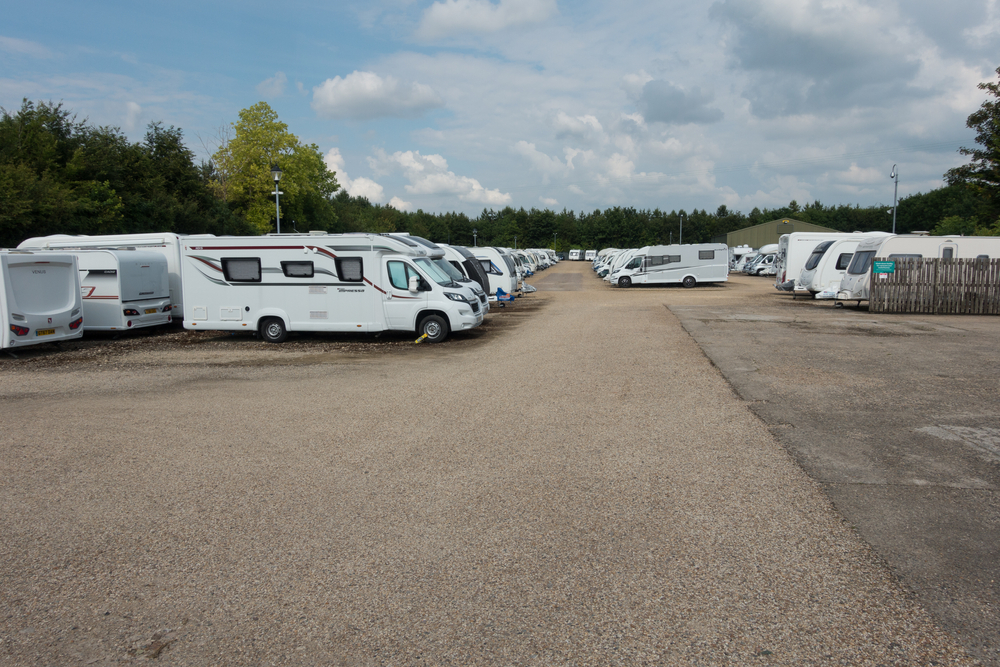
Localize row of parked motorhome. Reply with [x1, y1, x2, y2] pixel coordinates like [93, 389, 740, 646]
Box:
[768, 231, 1000, 303]
[590, 244, 730, 287]
[3, 232, 559, 350]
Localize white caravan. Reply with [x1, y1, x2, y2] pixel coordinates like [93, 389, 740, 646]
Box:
[471, 247, 518, 298]
[1, 250, 84, 349]
[837, 235, 1000, 304]
[774, 232, 891, 293]
[18, 232, 196, 318]
[68, 250, 172, 331]
[182, 233, 483, 343]
[799, 234, 888, 297]
[569, 249, 583, 261]
[609, 243, 729, 288]
[585, 250, 597, 261]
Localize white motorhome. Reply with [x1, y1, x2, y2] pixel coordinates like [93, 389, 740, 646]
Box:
[603, 249, 638, 282]
[729, 245, 754, 269]
[392, 236, 489, 314]
[69, 250, 172, 331]
[471, 247, 518, 298]
[181, 233, 483, 343]
[798, 234, 889, 297]
[18, 232, 196, 318]
[744, 243, 778, 275]
[1, 250, 84, 349]
[837, 235, 1000, 304]
[609, 243, 729, 288]
[439, 244, 492, 297]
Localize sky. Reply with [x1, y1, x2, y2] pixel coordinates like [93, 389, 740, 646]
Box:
[2, 0, 998, 217]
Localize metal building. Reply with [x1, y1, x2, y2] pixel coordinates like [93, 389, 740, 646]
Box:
[712, 218, 839, 248]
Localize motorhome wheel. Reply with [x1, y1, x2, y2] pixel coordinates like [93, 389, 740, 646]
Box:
[618, 276, 631, 287]
[260, 317, 288, 343]
[682, 276, 696, 288]
[418, 314, 449, 343]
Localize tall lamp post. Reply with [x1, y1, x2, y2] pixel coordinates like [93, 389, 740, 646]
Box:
[889, 165, 898, 234]
[271, 164, 283, 234]
[679, 212, 685, 245]
[473, 228, 478, 247]
[553, 232, 558, 251]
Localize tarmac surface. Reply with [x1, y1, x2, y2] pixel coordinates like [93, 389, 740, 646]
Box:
[0, 262, 986, 665]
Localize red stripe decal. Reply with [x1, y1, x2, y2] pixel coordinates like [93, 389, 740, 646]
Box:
[365, 278, 386, 294]
[193, 256, 223, 272]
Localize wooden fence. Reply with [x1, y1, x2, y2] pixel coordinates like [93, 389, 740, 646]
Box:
[869, 257, 1000, 314]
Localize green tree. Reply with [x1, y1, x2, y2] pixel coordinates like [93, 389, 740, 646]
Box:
[211, 102, 338, 234]
[946, 66, 1000, 226]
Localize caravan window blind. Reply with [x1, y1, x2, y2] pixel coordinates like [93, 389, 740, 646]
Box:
[648, 256, 663, 266]
[222, 258, 261, 282]
[281, 261, 314, 278]
[336, 257, 364, 282]
[698, 250, 715, 260]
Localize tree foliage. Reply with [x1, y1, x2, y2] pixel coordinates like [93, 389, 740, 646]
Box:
[209, 102, 338, 234]
[946, 66, 1000, 227]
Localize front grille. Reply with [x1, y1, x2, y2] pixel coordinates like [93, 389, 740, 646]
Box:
[471, 300, 480, 314]
[478, 293, 487, 304]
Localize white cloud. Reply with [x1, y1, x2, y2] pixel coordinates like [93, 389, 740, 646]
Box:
[540, 196, 559, 207]
[553, 112, 605, 142]
[324, 148, 386, 203]
[371, 148, 511, 205]
[0, 36, 53, 59]
[416, 0, 558, 40]
[256, 72, 287, 98]
[312, 71, 443, 120]
[389, 196, 413, 211]
[123, 101, 142, 132]
[513, 140, 566, 180]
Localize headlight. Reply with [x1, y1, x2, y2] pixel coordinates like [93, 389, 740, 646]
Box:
[444, 292, 468, 303]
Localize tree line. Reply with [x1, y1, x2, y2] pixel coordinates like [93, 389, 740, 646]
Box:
[2, 66, 997, 249]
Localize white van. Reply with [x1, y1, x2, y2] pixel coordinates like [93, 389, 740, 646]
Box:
[70, 250, 172, 331]
[838, 235, 1000, 303]
[18, 232, 196, 318]
[1, 250, 84, 349]
[609, 243, 729, 288]
[181, 233, 483, 343]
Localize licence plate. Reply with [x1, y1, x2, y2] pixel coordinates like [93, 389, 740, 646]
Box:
[145, 308, 158, 314]
[36, 328, 55, 336]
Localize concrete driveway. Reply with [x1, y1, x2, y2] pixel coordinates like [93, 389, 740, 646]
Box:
[672, 275, 1000, 666]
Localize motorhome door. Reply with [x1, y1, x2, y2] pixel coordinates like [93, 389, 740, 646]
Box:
[383, 260, 427, 329]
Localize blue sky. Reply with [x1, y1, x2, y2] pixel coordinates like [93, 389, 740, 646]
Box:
[3, 0, 998, 216]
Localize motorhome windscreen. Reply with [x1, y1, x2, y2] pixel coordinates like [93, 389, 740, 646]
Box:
[413, 258, 453, 286]
[846, 250, 875, 275]
[804, 241, 834, 271]
[433, 258, 465, 282]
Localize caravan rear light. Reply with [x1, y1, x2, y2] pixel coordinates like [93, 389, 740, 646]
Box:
[162, 304, 172, 312]
[69, 317, 83, 330]
[126, 320, 133, 328]
[123, 308, 140, 316]
[9, 324, 29, 336]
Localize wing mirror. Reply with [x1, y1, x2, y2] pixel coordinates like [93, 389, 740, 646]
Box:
[408, 275, 420, 292]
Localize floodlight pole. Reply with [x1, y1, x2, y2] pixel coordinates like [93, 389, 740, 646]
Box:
[890, 165, 898, 234]
[271, 164, 283, 234]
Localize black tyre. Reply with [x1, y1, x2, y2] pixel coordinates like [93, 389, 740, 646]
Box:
[618, 276, 632, 288]
[418, 314, 449, 343]
[682, 275, 697, 288]
[260, 317, 288, 343]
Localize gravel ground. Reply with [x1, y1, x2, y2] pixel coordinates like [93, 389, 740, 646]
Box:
[0, 264, 977, 665]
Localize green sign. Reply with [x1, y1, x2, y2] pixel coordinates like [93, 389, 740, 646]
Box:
[873, 260, 895, 274]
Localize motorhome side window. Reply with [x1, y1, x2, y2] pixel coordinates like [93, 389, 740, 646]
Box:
[667, 255, 681, 263]
[281, 261, 313, 278]
[335, 258, 363, 282]
[647, 256, 663, 267]
[698, 250, 715, 260]
[942, 248, 955, 259]
[222, 258, 261, 282]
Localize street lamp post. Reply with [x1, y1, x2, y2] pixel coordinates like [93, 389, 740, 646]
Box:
[679, 212, 684, 245]
[514, 236, 517, 249]
[271, 164, 283, 234]
[473, 228, 478, 247]
[553, 232, 558, 251]
[890, 165, 899, 234]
